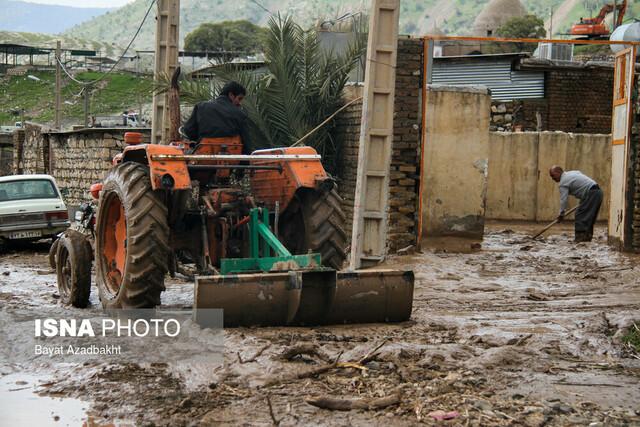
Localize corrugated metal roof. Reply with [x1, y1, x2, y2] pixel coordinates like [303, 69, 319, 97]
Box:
[432, 58, 544, 100]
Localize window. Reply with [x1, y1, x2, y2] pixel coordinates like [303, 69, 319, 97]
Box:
[0, 179, 59, 202]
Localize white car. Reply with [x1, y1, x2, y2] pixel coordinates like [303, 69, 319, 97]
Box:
[0, 174, 71, 243]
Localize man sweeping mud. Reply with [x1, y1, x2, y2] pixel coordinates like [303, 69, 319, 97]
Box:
[549, 165, 603, 242]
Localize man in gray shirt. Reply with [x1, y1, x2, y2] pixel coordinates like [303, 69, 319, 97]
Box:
[549, 165, 603, 242]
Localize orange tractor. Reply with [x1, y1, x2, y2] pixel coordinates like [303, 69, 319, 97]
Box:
[52, 132, 414, 326]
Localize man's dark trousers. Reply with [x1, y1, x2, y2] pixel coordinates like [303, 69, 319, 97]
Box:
[575, 185, 603, 241]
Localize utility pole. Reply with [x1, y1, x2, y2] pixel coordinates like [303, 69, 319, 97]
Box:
[549, 6, 553, 39]
[613, 0, 617, 32]
[151, 0, 180, 143]
[138, 93, 143, 126]
[55, 41, 61, 130]
[84, 84, 89, 128]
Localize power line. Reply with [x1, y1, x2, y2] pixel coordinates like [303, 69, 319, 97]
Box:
[248, 0, 274, 17]
[55, 0, 156, 87]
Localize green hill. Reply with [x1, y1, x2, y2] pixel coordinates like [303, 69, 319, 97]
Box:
[61, 0, 638, 50]
[0, 70, 152, 127]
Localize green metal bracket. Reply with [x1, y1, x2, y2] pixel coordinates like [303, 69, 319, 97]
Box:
[221, 208, 323, 274]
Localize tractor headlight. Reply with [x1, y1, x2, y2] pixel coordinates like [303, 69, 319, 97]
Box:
[160, 173, 175, 189]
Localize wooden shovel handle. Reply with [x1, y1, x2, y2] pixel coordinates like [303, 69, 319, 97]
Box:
[531, 205, 579, 239]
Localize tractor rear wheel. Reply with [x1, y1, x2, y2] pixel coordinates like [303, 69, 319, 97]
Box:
[280, 188, 347, 270]
[95, 162, 169, 308]
[56, 230, 92, 308]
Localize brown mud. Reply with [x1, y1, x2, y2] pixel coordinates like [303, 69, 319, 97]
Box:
[0, 221, 639, 426]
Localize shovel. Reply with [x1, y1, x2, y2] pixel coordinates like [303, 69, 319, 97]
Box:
[531, 205, 578, 240]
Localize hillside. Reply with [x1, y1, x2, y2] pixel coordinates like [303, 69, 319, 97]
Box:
[0, 0, 113, 34]
[60, 0, 638, 51]
[0, 70, 152, 127]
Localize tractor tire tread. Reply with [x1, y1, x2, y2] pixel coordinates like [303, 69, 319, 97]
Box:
[96, 162, 168, 309]
[56, 230, 92, 308]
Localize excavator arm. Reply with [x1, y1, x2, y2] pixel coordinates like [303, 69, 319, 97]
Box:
[593, 0, 626, 25]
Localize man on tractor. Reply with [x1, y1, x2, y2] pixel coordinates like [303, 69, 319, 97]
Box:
[182, 81, 252, 154]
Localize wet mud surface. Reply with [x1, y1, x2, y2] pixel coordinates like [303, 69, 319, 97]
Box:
[1, 222, 639, 426]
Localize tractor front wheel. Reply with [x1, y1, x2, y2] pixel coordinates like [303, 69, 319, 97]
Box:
[95, 162, 169, 309]
[280, 188, 347, 270]
[56, 230, 92, 308]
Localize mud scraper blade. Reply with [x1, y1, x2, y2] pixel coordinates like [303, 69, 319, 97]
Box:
[194, 269, 414, 327]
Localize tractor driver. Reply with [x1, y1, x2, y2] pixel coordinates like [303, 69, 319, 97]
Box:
[183, 81, 252, 155]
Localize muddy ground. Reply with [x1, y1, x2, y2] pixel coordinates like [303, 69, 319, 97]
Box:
[1, 221, 639, 426]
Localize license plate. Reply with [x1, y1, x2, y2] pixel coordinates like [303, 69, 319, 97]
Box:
[9, 230, 42, 239]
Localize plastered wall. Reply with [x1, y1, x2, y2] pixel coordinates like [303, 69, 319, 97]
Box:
[486, 132, 611, 221]
[421, 85, 490, 238]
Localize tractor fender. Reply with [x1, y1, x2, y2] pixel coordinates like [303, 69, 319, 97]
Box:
[249, 146, 334, 211]
[120, 144, 191, 191]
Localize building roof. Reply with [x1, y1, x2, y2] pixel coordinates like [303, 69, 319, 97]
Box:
[424, 25, 446, 37]
[472, 0, 527, 36]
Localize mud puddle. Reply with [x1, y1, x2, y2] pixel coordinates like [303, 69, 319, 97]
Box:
[0, 372, 94, 426]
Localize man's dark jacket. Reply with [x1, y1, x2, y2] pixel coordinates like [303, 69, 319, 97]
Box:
[183, 95, 251, 154]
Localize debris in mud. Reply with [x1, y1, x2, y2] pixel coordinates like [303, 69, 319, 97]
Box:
[314, 333, 368, 343]
[306, 393, 401, 411]
[526, 291, 550, 301]
[2, 223, 639, 425]
[396, 245, 416, 255]
[426, 409, 458, 420]
[279, 344, 330, 362]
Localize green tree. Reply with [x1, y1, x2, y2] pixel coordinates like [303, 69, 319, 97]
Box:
[183, 20, 269, 53]
[175, 15, 365, 174]
[495, 14, 546, 52]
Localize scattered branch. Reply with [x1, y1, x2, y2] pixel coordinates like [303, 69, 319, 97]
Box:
[358, 340, 388, 365]
[266, 395, 281, 426]
[264, 351, 343, 387]
[238, 344, 271, 364]
[514, 334, 533, 346]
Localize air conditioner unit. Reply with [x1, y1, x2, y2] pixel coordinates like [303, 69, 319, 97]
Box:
[535, 42, 573, 61]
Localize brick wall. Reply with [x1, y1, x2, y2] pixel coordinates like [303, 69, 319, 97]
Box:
[16, 127, 151, 206]
[335, 37, 423, 253]
[0, 132, 13, 176]
[507, 65, 614, 134]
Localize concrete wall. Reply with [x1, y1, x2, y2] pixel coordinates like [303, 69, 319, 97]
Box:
[487, 131, 611, 221]
[421, 85, 490, 238]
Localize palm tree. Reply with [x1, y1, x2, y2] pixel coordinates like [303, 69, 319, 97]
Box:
[174, 15, 365, 175]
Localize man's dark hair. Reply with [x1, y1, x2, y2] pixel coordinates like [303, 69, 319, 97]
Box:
[220, 81, 246, 97]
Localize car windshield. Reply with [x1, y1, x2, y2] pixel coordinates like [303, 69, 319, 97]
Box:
[0, 179, 59, 202]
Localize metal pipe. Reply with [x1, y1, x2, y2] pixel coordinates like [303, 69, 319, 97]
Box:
[186, 165, 283, 172]
[151, 154, 320, 161]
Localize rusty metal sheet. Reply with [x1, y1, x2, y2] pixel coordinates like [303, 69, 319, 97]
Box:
[324, 269, 414, 324]
[194, 269, 414, 327]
